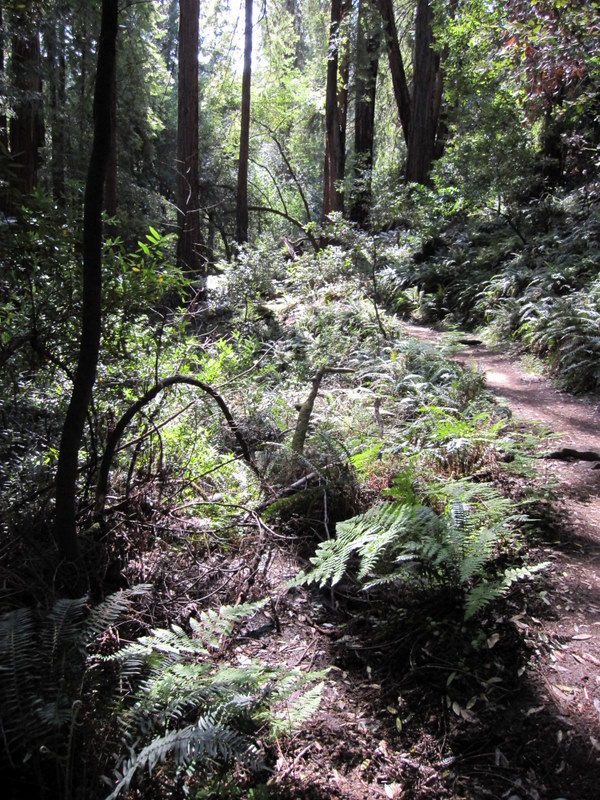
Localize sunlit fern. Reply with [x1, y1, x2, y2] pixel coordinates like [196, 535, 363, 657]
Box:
[296, 487, 545, 620]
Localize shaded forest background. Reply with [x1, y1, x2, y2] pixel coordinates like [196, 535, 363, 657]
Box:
[2, 0, 600, 798]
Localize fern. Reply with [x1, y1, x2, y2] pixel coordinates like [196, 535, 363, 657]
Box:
[297, 483, 543, 620]
[107, 715, 260, 800]
[104, 600, 324, 797]
[0, 586, 151, 763]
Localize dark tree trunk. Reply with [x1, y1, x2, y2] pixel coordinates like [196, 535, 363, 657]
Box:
[9, 7, 44, 200]
[45, 16, 67, 205]
[376, 0, 410, 146]
[377, 0, 444, 185]
[54, 0, 118, 566]
[350, 0, 380, 226]
[405, 0, 442, 184]
[176, 0, 204, 277]
[285, 0, 305, 69]
[104, 51, 117, 218]
[236, 0, 253, 245]
[322, 0, 349, 220]
[0, 5, 8, 215]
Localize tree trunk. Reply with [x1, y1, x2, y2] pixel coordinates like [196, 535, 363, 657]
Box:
[405, 0, 442, 184]
[376, 0, 410, 146]
[377, 0, 444, 185]
[104, 53, 118, 218]
[54, 0, 118, 565]
[0, 5, 8, 215]
[236, 0, 253, 245]
[322, 0, 349, 220]
[176, 0, 204, 278]
[9, 7, 44, 201]
[0, 5, 8, 151]
[45, 16, 67, 205]
[350, 0, 380, 226]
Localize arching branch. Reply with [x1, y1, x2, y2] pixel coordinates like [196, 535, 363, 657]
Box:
[94, 375, 259, 519]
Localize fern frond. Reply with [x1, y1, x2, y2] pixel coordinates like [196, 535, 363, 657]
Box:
[107, 715, 260, 800]
[0, 607, 37, 747]
[191, 598, 268, 650]
[83, 585, 151, 645]
[269, 681, 325, 737]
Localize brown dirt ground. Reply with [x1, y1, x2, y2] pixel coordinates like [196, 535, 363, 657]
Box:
[261, 328, 600, 800]
[120, 326, 600, 800]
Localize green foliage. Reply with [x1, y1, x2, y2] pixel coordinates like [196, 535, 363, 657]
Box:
[104, 600, 324, 798]
[296, 484, 544, 620]
[0, 587, 150, 795]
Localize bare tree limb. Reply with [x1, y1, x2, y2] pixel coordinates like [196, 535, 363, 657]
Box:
[94, 375, 259, 519]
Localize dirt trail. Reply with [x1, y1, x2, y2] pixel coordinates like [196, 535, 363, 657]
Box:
[259, 326, 600, 799]
[410, 325, 600, 757]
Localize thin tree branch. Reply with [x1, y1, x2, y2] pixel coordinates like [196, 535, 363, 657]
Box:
[94, 375, 259, 519]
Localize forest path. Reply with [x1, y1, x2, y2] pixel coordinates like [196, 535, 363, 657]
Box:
[404, 323, 600, 758]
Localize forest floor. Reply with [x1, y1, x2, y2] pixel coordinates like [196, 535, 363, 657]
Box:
[250, 325, 600, 800]
[121, 324, 600, 800]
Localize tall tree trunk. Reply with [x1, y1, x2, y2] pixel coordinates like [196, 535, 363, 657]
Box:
[0, 5, 8, 215]
[54, 0, 118, 566]
[0, 5, 8, 152]
[322, 0, 349, 220]
[350, 0, 380, 226]
[45, 16, 67, 205]
[405, 0, 442, 184]
[236, 0, 253, 245]
[285, 0, 305, 69]
[104, 53, 117, 218]
[9, 6, 44, 201]
[377, 0, 444, 185]
[176, 0, 204, 277]
[376, 0, 410, 146]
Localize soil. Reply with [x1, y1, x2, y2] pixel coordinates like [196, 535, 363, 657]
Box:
[258, 328, 600, 800]
[122, 326, 600, 800]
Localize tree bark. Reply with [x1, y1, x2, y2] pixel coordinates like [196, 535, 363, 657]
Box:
[0, 5, 8, 151]
[45, 15, 67, 205]
[322, 0, 349, 221]
[376, 0, 410, 146]
[9, 6, 44, 201]
[54, 0, 118, 565]
[350, 0, 380, 226]
[405, 0, 442, 184]
[176, 0, 204, 278]
[236, 0, 253, 244]
[377, 0, 445, 185]
[104, 50, 118, 218]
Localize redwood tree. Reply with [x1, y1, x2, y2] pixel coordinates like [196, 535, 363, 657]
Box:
[236, 0, 253, 244]
[176, 0, 204, 276]
[377, 0, 445, 185]
[8, 3, 44, 200]
[350, 0, 380, 225]
[322, 0, 349, 219]
[54, 0, 118, 565]
[44, 13, 67, 205]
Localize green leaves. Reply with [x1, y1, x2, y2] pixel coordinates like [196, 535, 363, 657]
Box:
[105, 600, 324, 798]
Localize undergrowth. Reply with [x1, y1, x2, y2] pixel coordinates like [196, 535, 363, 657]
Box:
[1, 205, 550, 799]
[376, 188, 600, 392]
